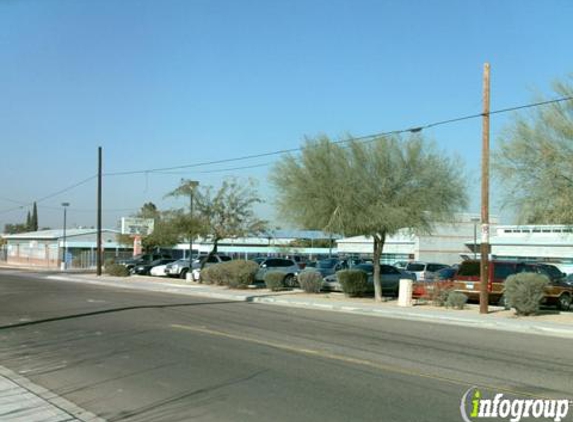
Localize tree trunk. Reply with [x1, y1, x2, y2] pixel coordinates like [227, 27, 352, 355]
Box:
[372, 232, 386, 302]
[201, 238, 219, 270]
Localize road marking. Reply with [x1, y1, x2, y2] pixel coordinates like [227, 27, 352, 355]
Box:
[170, 323, 563, 400]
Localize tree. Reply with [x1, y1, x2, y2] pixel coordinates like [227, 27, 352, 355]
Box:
[4, 223, 28, 234]
[168, 178, 267, 266]
[31, 202, 38, 231]
[494, 76, 573, 223]
[25, 211, 31, 231]
[271, 134, 467, 302]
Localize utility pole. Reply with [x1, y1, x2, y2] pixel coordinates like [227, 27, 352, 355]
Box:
[187, 180, 199, 281]
[97, 147, 103, 276]
[480, 63, 490, 314]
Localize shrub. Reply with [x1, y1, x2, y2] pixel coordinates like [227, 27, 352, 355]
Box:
[104, 257, 116, 268]
[338, 270, 368, 297]
[224, 260, 259, 289]
[265, 271, 287, 291]
[201, 263, 228, 285]
[445, 291, 468, 310]
[297, 271, 324, 293]
[431, 282, 455, 307]
[106, 263, 130, 277]
[504, 273, 549, 316]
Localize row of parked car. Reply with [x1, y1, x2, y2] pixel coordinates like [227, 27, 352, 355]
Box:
[116, 254, 573, 309]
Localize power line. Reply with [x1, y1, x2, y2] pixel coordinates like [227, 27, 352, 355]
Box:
[104, 96, 573, 177]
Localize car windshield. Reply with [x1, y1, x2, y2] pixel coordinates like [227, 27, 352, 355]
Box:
[317, 259, 339, 268]
[354, 264, 374, 273]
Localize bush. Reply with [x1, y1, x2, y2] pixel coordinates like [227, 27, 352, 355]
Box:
[298, 271, 324, 293]
[201, 260, 259, 288]
[200, 263, 227, 285]
[224, 260, 259, 289]
[104, 257, 116, 268]
[265, 271, 287, 291]
[106, 263, 130, 277]
[445, 291, 468, 310]
[504, 273, 549, 316]
[431, 282, 455, 307]
[338, 270, 368, 297]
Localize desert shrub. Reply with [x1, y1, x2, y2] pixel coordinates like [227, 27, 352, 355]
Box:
[224, 260, 259, 289]
[504, 273, 549, 316]
[104, 257, 116, 268]
[201, 263, 228, 285]
[430, 282, 455, 307]
[338, 270, 368, 297]
[265, 271, 287, 291]
[445, 291, 468, 310]
[298, 271, 324, 293]
[105, 263, 130, 277]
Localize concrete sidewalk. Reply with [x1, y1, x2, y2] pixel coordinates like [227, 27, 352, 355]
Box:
[43, 272, 573, 340]
[0, 366, 105, 422]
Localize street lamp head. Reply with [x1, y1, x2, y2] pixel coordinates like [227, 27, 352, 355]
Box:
[62, 202, 70, 207]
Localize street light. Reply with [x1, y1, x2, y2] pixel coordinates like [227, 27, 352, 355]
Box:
[61, 202, 70, 271]
[187, 181, 199, 281]
[471, 217, 480, 260]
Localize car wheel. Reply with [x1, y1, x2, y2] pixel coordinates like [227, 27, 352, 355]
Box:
[180, 268, 189, 279]
[557, 293, 571, 311]
[283, 274, 296, 288]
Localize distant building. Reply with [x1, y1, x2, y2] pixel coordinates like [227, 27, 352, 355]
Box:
[2, 228, 125, 268]
[336, 214, 497, 265]
[467, 225, 573, 274]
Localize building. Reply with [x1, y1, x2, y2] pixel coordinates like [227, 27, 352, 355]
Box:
[336, 214, 497, 265]
[467, 225, 573, 274]
[2, 228, 127, 268]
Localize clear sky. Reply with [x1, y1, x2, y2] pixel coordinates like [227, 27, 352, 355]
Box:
[1, 0, 571, 230]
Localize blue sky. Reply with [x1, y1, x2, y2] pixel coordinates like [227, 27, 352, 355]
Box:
[1, 0, 571, 230]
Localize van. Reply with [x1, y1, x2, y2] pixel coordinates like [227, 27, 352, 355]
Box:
[452, 260, 573, 310]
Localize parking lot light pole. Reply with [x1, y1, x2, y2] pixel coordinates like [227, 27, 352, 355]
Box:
[61, 202, 70, 270]
[187, 181, 199, 281]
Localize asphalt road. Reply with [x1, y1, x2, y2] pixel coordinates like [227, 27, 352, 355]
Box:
[1, 269, 573, 422]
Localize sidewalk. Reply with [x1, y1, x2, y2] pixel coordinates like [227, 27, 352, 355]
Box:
[0, 366, 105, 422]
[42, 272, 573, 340]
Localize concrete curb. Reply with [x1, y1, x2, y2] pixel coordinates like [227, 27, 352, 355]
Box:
[43, 274, 573, 340]
[0, 365, 105, 422]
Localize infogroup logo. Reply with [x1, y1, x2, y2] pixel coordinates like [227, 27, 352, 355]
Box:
[460, 387, 570, 422]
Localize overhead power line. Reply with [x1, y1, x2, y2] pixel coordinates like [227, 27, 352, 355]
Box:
[104, 96, 573, 177]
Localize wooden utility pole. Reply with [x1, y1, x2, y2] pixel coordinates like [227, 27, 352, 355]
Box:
[97, 147, 103, 276]
[480, 63, 490, 314]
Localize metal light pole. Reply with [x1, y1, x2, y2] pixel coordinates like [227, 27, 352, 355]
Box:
[187, 181, 199, 281]
[471, 217, 480, 260]
[61, 202, 70, 270]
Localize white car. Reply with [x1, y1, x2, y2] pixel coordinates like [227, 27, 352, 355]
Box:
[404, 261, 449, 281]
[150, 264, 170, 277]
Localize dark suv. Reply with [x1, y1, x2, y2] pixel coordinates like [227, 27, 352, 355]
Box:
[452, 260, 573, 310]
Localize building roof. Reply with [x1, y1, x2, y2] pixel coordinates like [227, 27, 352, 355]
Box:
[266, 229, 342, 240]
[2, 228, 119, 240]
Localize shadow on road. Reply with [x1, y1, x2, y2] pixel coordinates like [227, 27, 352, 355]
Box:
[0, 300, 240, 330]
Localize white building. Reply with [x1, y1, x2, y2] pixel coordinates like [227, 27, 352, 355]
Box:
[469, 225, 573, 274]
[336, 214, 498, 265]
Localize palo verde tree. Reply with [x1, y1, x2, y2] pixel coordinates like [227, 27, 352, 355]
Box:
[494, 75, 573, 223]
[271, 134, 467, 302]
[168, 178, 267, 267]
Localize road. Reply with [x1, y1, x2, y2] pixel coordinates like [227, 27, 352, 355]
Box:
[1, 269, 572, 421]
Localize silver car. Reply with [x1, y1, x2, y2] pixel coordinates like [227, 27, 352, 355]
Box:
[254, 258, 301, 287]
[323, 263, 416, 295]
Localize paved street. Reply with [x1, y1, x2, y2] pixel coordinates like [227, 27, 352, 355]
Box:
[1, 269, 573, 421]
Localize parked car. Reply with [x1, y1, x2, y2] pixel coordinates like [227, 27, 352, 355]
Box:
[323, 263, 416, 295]
[150, 262, 171, 277]
[118, 253, 173, 271]
[451, 260, 573, 310]
[304, 258, 348, 278]
[405, 261, 450, 281]
[165, 254, 232, 279]
[425, 266, 457, 281]
[254, 258, 301, 287]
[132, 258, 175, 275]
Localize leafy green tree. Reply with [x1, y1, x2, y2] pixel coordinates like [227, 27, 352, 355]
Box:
[4, 223, 29, 234]
[494, 76, 573, 223]
[271, 134, 467, 302]
[168, 178, 267, 266]
[25, 211, 31, 231]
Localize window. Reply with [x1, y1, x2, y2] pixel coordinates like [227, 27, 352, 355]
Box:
[457, 261, 480, 276]
[381, 265, 400, 274]
[493, 263, 517, 280]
